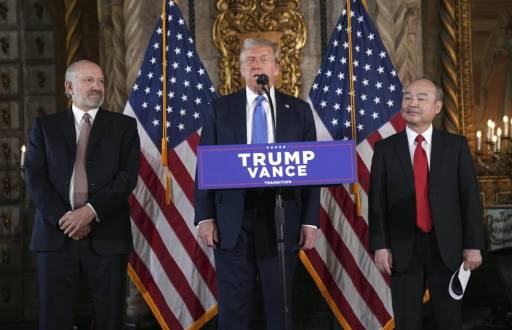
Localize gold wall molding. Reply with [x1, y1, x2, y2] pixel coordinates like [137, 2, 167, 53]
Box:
[440, 0, 460, 134]
[98, 0, 128, 113]
[123, 0, 144, 91]
[457, 0, 476, 150]
[98, 0, 114, 111]
[64, 0, 82, 65]
[213, 0, 306, 97]
[439, 0, 476, 145]
[110, 0, 127, 113]
[375, 0, 423, 87]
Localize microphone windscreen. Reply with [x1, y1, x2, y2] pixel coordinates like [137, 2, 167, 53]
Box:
[256, 74, 269, 86]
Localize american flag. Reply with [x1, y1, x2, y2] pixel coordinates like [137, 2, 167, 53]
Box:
[123, 1, 218, 329]
[303, 0, 405, 329]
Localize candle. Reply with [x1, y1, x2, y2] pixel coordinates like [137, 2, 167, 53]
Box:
[504, 116, 509, 137]
[492, 135, 498, 152]
[497, 127, 502, 152]
[487, 119, 492, 140]
[491, 121, 496, 139]
[20, 145, 26, 168]
[476, 130, 482, 152]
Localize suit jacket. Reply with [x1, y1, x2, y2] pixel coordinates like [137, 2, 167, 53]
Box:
[26, 108, 141, 255]
[194, 89, 320, 251]
[369, 129, 484, 272]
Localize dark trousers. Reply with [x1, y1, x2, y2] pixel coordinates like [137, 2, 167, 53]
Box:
[391, 230, 461, 330]
[214, 208, 299, 330]
[36, 239, 128, 330]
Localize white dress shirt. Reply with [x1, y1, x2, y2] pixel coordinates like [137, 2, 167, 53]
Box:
[405, 124, 433, 169]
[245, 87, 276, 144]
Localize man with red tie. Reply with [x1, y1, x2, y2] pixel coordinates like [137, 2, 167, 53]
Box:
[369, 78, 484, 329]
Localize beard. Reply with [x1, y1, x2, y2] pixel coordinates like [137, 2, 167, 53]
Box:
[75, 91, 104, 109]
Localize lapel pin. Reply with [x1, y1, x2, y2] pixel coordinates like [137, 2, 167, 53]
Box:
[285, 104, 290, 109]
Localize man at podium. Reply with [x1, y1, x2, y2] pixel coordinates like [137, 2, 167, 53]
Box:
[195, 38, 320, 330]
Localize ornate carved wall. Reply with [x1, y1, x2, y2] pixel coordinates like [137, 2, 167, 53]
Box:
[212, 0, 307, 97]
[374, 0, 423, 86]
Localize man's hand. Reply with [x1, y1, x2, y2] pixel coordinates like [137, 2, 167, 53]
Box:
[463, 249, 482, 271]
[58, 206, 96, 238]
[299, 226, 317, 250]
[69, 224, 91, 240]
[375, 249, 393, 275]
[198, 219, 218, 248]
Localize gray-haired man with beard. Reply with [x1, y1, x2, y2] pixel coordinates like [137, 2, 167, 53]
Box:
[25, 60, 140, 329]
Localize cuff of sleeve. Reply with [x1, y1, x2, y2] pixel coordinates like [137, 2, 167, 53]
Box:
[197, 219, 215, 227]
[301, 224, 318, 229]
[86, 203, 100, 222]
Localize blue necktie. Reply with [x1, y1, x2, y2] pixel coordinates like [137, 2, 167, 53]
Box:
[252, 95, 268, 144]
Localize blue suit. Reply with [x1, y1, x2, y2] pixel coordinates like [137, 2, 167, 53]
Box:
[195, 89, 320, 329]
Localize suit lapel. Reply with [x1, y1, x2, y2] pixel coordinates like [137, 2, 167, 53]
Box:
[231, 90, 247, 144]
[275, 90, 297, 142]
[86, 108, 110, 158]
[58, 109, 77, 179]
[429, 129, 444, 188]
[275, 91, 285, 142]
[60, 109, 76, 156]
[395, 130, 415, 190]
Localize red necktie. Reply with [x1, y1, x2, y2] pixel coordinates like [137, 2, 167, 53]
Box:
[414, 135, 432, 232]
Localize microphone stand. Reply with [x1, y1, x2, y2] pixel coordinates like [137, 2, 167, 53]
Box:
[258, 76, 290, 330]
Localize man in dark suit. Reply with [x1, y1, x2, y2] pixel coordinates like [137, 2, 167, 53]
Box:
[25, 60, 140, 330]
[369, 78, 484, 329]
[195, 38, 320, 330]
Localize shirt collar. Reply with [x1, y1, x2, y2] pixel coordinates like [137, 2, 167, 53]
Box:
[72, 104, 99, 124]
[245, 86, 276, 106]
[406, 124, 433, 146]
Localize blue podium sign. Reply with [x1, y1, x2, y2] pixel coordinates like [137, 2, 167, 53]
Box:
[197, 140, 357, 189]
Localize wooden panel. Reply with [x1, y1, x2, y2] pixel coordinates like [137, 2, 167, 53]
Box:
[0, 137, 20, 167]
[0, 274, 23, 321]
[0, 64, 19, 95]
[24, 31, 54, 59]
[0, 101, 20, 130]
[0, 30, 19, 60]
[0, 0, 18, 26]
[0, 170, 21, 201]
[25, 65, 56, 94]
[0, 206, 21, 237]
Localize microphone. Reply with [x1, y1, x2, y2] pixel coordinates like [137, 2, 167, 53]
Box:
[255, 73, 269, 86]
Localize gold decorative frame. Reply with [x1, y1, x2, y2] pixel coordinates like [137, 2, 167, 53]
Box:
[212, 0, 306, 97]
[440, 0, 475, 147]
[449, 0, 512, 206]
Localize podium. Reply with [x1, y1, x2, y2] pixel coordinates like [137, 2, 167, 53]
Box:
[197, 140, 357, 329]
[197, 140, 357, 189]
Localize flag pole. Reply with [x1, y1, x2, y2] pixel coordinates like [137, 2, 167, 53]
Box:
[346, 0, 362, 216]
[161, 0, 173, 204]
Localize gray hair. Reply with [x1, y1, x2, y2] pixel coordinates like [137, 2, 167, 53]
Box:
[240, 38, 280, 64]
[64, 60, 95, 83]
